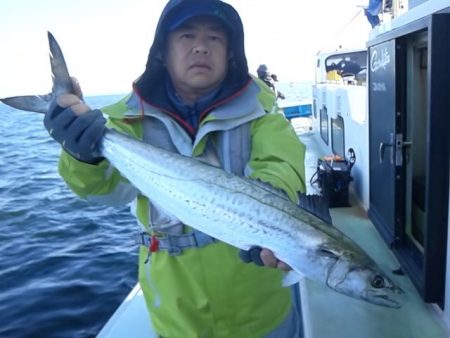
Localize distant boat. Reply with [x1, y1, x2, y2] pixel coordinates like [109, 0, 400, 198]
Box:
[279, 99, 313, 120]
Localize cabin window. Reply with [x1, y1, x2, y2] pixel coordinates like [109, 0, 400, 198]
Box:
[325, 51, 367, 84]
[320, 107, 328, 144]
[313, 99, 317, 119]
[331, 116, 345, 158]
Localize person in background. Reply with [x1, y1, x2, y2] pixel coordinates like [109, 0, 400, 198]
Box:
[256, 64, 286, 100]
[326, 62, 343, 82]
[364, 0, 383, 28]
[43, 0, 306, 337]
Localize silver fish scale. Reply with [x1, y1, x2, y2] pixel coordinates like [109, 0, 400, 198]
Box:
[101, 130, 347, 271]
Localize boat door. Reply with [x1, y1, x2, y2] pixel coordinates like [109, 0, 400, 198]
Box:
[367, 39, 399, 245]
[368, 14, 450, 306]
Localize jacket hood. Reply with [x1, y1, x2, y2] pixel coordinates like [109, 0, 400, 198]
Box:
[134, 0, 250, 106]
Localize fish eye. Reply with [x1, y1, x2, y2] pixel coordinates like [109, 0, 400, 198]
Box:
[371, 274, 386, 288]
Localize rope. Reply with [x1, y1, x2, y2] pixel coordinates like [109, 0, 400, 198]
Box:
[316, 9, 364, 55]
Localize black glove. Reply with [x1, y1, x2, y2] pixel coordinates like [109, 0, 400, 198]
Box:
[44, 101, 106, 164]
[239, 246, 264, 266]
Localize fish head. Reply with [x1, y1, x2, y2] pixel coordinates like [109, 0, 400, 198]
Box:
[326, 252, 403, 308]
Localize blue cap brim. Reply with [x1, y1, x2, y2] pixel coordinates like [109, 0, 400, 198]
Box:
[167, 3, 232, 32]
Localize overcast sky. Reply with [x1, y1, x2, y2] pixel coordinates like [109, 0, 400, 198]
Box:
[0, 0, 370, 96]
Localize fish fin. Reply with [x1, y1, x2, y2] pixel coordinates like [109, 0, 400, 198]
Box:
[48, 31, 75, 97]
[282, 270, 303, 287]
[1, 32, 74, 115]
[0, 94, 53, 114]
[297, 193, 332, 225]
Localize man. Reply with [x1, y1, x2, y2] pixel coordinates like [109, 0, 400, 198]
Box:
[44, 0, 306, 336]
[256, 64, 286, 100]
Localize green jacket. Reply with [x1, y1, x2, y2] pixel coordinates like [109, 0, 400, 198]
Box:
[58, 79, 306, 337]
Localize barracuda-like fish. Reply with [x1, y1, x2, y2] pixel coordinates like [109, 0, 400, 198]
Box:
[1, 32, 403, 308]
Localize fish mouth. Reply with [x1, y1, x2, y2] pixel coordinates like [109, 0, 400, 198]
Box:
[364, 288, 403, 308]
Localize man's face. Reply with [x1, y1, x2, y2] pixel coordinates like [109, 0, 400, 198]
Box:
[165, 16, 229, 101]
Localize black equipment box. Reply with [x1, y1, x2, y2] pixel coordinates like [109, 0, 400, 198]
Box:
[311, 149, 355, 208]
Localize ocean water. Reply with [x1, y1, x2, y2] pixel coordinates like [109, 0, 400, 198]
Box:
[0, 95, 137, 338]
[276, 81, 313, 104]
[0, 84, 312, 338]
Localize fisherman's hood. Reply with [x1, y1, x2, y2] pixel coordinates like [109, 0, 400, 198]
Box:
[134, 0, 250, 105]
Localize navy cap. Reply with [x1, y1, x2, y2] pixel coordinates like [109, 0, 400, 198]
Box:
[257, 64, 268, 73]
[166, 2, 233, 32]
[257, 64, 269, 78]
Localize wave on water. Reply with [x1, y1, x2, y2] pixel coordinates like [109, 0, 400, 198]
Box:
[0, 94, 137, 338]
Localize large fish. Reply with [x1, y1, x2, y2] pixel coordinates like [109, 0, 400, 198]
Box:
[1, 32, 403, 308]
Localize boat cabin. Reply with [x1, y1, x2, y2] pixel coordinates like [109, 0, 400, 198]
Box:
[311, 0, 450, 336]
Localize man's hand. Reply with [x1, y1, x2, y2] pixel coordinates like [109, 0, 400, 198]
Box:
[239, 247, 291, 271]
[44, 79, 106, 164]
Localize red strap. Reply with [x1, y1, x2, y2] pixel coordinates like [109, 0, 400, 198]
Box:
[149, 235, 160, 252]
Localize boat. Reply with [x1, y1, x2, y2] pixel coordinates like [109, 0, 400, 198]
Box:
[98, 0, 450, 336]
[279, 99, 313, 120]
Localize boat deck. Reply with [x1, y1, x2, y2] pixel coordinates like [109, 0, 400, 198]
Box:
[98, 117, 449, 338]
[97, 283, 156, 338]
[295, 117, 448, 338]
